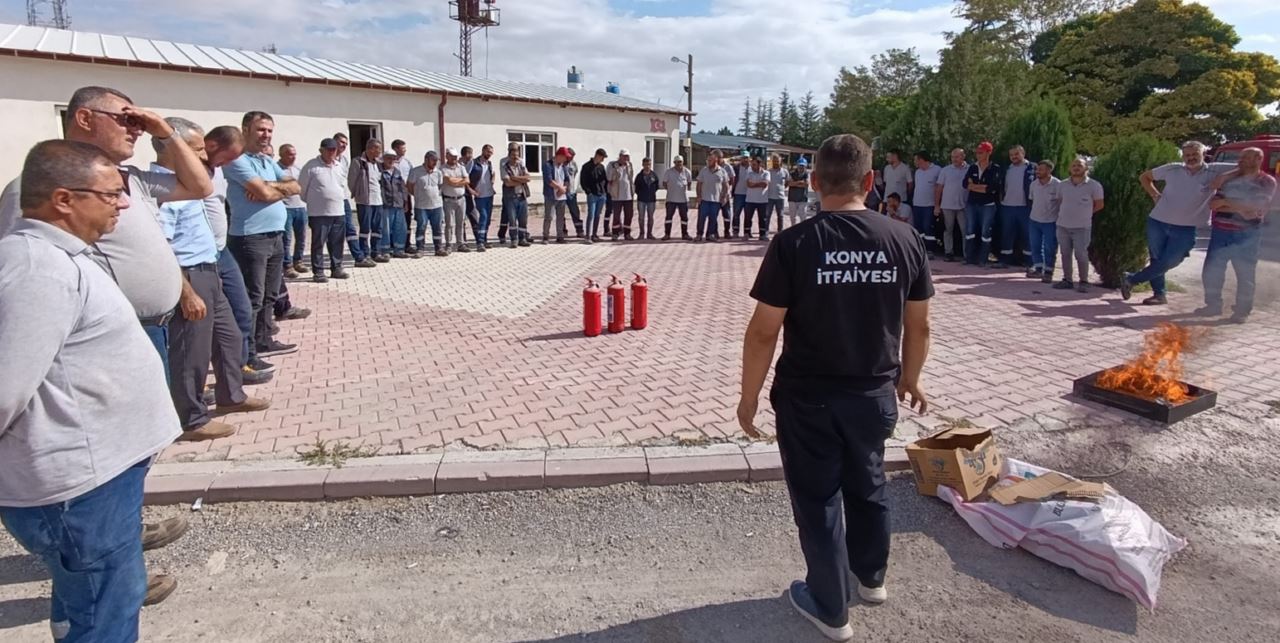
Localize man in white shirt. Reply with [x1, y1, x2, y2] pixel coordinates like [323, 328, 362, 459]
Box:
[299, 138, 350, 281]
[542, 147, 571, 244]
[333, 133, 361, 262]
[881, 151, 913, 214]
[695, 150, 731, 242]
[278, 143, 308, 277]
[911, 151, 941, 256]
[767, 154, 788, 234]
[661, 155, 693, 240]
[408, 150, 447, 255]
[440, 148, 471, 253]
[1027, 160, 1062, 283]
[744, 156, 771, 241]
[607, 149, 636, 241]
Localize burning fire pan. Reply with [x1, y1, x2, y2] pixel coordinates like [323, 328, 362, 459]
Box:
[1072, 371, 1217, 424]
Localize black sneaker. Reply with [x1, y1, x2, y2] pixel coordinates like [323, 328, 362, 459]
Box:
[1119, 273, 1134, 301]
[275, 307, 311, 322]
[312, 274, 328, 283]
[247, 356, 276, 373]
[1052, 280, 1074, 290]
[257, 340, 298, 357]
[331, 269, 350, 279]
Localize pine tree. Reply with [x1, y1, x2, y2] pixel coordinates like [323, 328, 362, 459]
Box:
[753, 98, 769, 139]
[799, 91, 824, 148]
[738, 98, 753, 137]
[716, 126, 734, 136]
[779, 87, 803, 144]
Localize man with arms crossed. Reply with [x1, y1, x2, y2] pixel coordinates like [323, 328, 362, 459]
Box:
[738, 134, 932, 641]
[0, 140, 183, 642]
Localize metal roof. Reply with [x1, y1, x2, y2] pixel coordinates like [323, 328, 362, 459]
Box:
[0, 23, 685, 115]
[686, 132, 815, 154]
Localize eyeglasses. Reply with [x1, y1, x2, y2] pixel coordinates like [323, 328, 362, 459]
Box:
[67, 187, 129, 205]
[88, 109, 142, 129]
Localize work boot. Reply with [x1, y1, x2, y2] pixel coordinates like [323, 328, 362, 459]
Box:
[241, 365, 273, 385]
[142, 516, 190, 552]
[214, 396, 271, 416]
[355, 258, 377, 268]
[312, 273, 328, 283]
[1142, 294, 1167, 305]
[143, 574, 178, 607]
[275, 307, 311, 321]
[284, 267, 299, 279]
[1119, 273, 1134, 301]
[295, 264, 310, 274]
[177, 421, 236, 442]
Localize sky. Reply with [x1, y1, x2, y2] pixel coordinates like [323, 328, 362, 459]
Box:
[2, 0, 1278, 131]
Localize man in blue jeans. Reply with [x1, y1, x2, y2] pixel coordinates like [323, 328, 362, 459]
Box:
[1, 140, 184, 642]
[579, 148, 609, 243]
[1121, 141, 1223, 306]
[999, 144, 1036, 268]
[911, 151, 941, 258]
[347, 138, 386, 265]
[468, 144, 497, 251]
[277, 143, 308, 277]
[695, 150, 731, 242]
[1197, 148, 1276, 323]
[963, 141, 1003, 267]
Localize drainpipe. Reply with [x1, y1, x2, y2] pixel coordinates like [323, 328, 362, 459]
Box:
[437, 93, 449, 153]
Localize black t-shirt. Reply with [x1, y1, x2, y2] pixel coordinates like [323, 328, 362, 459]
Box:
[750, 210, 934, 394]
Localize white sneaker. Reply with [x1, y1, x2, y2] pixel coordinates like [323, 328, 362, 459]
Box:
[788, 581, 854, 641]
[857, 582, 888, 604]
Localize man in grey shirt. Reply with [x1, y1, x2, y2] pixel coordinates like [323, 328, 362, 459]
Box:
[0, 140, 183, 641]
[300, 138, 353, 280]
[934, 148, 970, 262]
[881, 151, 913, 212]
[607, 149, 636, 240]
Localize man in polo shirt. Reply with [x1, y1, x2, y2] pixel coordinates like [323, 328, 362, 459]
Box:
[881, 151, 913, 216]
[912, 151, 941, 257]
[934, 149, 969, 262]
[440, 148, 471, 253]
[333, 132, 363, 262]
[0, 139, 185, 643]
[154, 117, 270, 442]
[739, 134, 932, 642]
[787, 157, 811, 226]
[1028, 160, 1062, 283]
[348, 138, 385, 267]
[501, 142, 533, 248]
[299, 138, 351, 282]
[224, 111, 300, 360]
[731, 153, 751, 238]
[1121, 141, 1222, 305]
[1199, 148, 1277, 323]
[468, 144, 497, 251]
[409, 150, 447, 256]
[744, 156, 770, 240]
[580, 148, 609, 243]
[543, 147, 572, 244]
[1052, 158, 1105, 293]
[999, 145, 1036, 268]
[277, 144, 309, 278]
[695, 150, 731, 242]
[607, 148, 636, 241]
[661, 154, 693, 240]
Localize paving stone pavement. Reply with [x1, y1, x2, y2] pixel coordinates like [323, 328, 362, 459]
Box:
[160, 221, 1280, 464]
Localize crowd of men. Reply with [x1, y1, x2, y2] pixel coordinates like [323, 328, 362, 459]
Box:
[880, 140, 1274, 319]
[0, 80, 1274, 642]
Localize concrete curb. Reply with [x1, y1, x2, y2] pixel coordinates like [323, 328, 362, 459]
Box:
[144, 445, 911, 505]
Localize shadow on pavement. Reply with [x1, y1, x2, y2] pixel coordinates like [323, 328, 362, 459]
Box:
[0, 597, 46, 629]
[0, 555, 47, 587]
[523, 330, 592, 343]
[517, 595, 826, 643]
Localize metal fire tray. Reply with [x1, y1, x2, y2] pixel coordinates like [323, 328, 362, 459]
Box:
[1072, 370, 1218, 424]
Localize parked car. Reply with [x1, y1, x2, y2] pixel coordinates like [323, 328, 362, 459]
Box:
[1209, 134, 1280, 176]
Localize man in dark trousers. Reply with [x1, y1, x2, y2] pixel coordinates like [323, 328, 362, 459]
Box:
[737, 134, 933, 641]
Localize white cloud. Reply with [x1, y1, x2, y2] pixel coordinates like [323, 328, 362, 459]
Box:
[37, 0, 963, 132]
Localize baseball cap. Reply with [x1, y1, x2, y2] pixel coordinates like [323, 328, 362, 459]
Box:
[976, 141, 994, 153]
[618, 148, 630, 156]
[796, 157, 808, 166]
[595, 148, 608, 157]
[445, 147, 459, 157]
[555, 146, 571, 158]
[320, 138, 338, 150]
[382, 151, 397, 159]
[673, 155, 684, 163]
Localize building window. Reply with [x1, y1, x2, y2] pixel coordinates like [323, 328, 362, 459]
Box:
[646, 137, 671, 175]
[56, 104, 68, 137]
[508, 131, 555, 173]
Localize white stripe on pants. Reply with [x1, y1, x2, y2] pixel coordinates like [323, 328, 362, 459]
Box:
[1056, 226, 1090, 283]
[443, 198, 466, 248]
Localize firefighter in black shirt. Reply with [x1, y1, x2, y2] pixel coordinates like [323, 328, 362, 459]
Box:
[738, 134, 933, 641]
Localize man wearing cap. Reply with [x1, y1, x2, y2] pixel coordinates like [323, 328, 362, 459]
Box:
[501, 142, 532, 248]
[299, 138, 350, 282]
[438, 148, 471, 253]
[607, 149, 636, 241]
[378, 152, 409, 259]
[963, 141, 1002, 267]
[408, 150, 446, 255]
[787, 158, 811, 226]
[542, 147, 572, 243]
[580, 148, 609, 243]
[696, 150, 732, 242]
[661, 154, 693, 240]
[565, 147, 584, 238]
[468, 144, 496, 251]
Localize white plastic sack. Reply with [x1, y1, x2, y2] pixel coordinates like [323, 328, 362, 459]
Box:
[937, 458, 1186, 610]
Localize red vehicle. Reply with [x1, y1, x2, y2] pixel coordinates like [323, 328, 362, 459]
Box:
[1210, 134, 1280, 176]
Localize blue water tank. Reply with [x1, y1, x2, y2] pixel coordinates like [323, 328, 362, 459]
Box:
[605, 82, 620, 95]
[567, 66, 584, 89]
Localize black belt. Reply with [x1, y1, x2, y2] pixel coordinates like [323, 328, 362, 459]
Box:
[139, 310, 176, 327]
[443, 195, 465, 200]
[182, 263, 218, 272]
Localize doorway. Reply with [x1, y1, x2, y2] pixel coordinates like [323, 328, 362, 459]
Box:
[348, 121, 384, 156]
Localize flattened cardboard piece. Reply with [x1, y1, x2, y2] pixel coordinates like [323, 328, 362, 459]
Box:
[906, 427, 1002, 501]
[989, 472, 1107, 506]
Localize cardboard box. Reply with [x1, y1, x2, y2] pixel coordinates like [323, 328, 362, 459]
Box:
[989, 472, 1106, 505]
[905, 426, 1001, 501]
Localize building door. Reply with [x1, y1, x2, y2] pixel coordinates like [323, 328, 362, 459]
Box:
[646, 137, 670, 175]
[348, 122, 383, 157]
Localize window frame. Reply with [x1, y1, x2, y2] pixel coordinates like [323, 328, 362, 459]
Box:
[507, 130, 556, 175]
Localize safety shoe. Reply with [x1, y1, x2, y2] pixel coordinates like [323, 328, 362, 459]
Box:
[787, 581, 853, 641]
[458, 244, 472, 253]
[355, 258, 377, 268]
[142, 516, 190, 552]
[1142, 294, 1168, 305]
[294, 264, 310, 273]
[391, 251, 408, 259]
[374, 254, 391, 263]
[177, 421, 236, 442]
[284, 267, 300, 279]
[1119, 273, 1134, 301]
[1194, 304, 1223, 316]
[143, 574, 178, 606]
[1041, 273, 1054, 284]
[242, 365, 274, 385]
[1076, 282, 1090, 293]
[276, 307, 311, 322]
[1052, 280, 1074, 290]
[312, 273, 328, 283]
[518, 239, 531, 247]
[214, 396, 271, 416]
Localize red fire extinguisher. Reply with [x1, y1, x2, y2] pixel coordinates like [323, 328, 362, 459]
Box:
[583, 278, 602, 337]
[630, 274, 648, 330]
[607, 275, 627, 333]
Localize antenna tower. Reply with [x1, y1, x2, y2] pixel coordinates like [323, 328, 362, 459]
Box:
[26, 0, 71, 29]
[449, 0, 500, 77]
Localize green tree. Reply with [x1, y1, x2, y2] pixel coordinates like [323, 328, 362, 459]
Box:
[1037, 0, 1280, 154]
[1088, 134, 1180, 286]
[778, 87, 803, 145]
[957, 0, 1131, 42]
[715, 126, 734, 136]
[738, 98, 753, 137]
[997, 97, 1077, 177]
[798, 91, 824, 148]
[825, 48, 927, 141]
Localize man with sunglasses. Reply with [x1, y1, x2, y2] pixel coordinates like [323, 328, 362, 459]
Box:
[1, 86, 214, 610]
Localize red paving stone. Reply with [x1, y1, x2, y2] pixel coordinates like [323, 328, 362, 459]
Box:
[157, 223, 1280, 464]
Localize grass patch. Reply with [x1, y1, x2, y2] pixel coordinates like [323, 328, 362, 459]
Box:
[297, 438, 378, 468]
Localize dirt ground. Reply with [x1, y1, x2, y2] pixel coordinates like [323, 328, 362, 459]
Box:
[2, 398, 1279, 642]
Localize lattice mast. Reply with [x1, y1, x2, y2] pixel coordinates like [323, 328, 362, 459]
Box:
[449, 0, 501, 77]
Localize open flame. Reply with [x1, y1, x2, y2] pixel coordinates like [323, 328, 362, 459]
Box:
[1096, 323, 1194, 403]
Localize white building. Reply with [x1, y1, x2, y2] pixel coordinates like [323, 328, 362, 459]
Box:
[0, 23, 684, 205]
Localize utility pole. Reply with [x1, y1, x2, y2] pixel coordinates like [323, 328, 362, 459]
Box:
[26, 0, 71, 29]
[672, 54, 694, 164]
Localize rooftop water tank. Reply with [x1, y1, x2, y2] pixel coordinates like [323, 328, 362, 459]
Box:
[605, 82, 620, 95]
[567, 66, 584, 90]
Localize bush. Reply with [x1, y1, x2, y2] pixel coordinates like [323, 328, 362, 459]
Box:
[998, 97, 1076, 178]
[1088, 134, 1180, 287]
